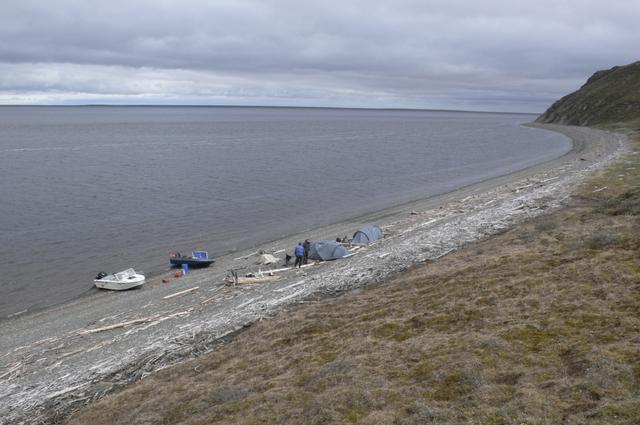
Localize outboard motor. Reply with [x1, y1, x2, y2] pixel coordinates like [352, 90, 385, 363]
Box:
[95, 271, 108, 280]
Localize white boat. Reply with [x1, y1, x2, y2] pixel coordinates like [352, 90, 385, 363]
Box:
[94, 268, 146, 291]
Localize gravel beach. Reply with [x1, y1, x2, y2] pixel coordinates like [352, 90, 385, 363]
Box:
[0, 124, 627, 425]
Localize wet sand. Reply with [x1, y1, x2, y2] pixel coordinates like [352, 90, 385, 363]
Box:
[0, 124, 627, 425]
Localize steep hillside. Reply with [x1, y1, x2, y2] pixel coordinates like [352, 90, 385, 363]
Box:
[537, 61, 640, 126]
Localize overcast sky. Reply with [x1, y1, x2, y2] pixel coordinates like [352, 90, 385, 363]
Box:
[0, 0, 638, 112]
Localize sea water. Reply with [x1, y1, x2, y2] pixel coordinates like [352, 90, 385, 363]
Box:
[0, 106, 571, 318]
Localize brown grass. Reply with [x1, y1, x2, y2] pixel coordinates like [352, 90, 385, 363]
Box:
[66, 134, 640, 425]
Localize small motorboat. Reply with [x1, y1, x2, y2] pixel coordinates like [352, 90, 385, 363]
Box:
[94, 268, 146, 291]
[169, 251, 215, 268]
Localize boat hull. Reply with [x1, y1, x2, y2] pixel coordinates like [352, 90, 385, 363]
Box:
[94, 275, 146, 291]
[169, 258, 215, 268]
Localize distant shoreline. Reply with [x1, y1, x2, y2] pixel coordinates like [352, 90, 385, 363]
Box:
[0, 103, 538, 115]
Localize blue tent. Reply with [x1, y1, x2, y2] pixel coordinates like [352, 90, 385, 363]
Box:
[352, 225, 383, 244]
[309, 240, 348, 261]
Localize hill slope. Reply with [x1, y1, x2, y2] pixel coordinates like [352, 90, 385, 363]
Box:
[67, 166, 640, 424]
[537, 61, 640, 126]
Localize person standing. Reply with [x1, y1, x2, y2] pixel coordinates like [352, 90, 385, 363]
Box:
[294, 242, 305, 268]
[302, 239, 310, 264]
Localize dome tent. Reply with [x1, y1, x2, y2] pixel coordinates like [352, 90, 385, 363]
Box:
[352, 224, 383, 244]
[309, 240, 348, 261]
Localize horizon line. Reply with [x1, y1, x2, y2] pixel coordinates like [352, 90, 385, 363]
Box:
[0, 103, 539, 115]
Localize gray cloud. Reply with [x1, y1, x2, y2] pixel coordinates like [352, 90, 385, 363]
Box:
[1, 0, 638, 111]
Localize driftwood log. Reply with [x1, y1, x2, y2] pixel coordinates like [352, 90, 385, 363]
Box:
[163, 287, 199, 299]
[78, 317, 157, 335]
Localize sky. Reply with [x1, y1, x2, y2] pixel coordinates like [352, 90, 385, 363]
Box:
[0, 0, 638, 112]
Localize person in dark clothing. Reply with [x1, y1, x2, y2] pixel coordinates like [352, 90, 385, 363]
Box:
[294, 242, 305, 268]
[302, 239, 310, 264]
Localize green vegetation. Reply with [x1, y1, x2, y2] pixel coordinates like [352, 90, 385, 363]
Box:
[67, 133, 640, 424]
[537, 61, 640, 126]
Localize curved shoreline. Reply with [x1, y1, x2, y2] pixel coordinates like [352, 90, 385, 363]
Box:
[0, 124, 627, 424]
[0, 121, 570, 322]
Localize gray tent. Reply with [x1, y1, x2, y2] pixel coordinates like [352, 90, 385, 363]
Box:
[309, 240, 349, 261]
[352, 225, 383, 244]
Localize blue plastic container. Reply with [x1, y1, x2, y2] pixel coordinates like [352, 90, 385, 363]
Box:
[182, 263, 189, 275]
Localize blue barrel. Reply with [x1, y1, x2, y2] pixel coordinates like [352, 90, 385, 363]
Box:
[182, 263, 189, 275]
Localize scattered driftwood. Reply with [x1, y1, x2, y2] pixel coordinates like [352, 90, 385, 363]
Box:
[265, 266, 292, 274]
[593, 186, 608, 193]
[275, 279, 306, 292]
[163, 287, 199, 299]
[60, 349, 84, 359]
[0, 364, 22, 380]
[224, 275, 279, 285]
[256, 253, 279, 265]
[224, 262, 321, 287]
[256, 262, 317, 274]
[233, 251, 259, 261]
[513, 183, 535, 192]
[237, 296, 262, 309]
[78, 317, 157, 335]
[199, 287, 223, 305]
[200, 295, 219, 305]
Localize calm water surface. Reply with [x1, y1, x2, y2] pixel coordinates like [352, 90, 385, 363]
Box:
[0, 106, 570, 318]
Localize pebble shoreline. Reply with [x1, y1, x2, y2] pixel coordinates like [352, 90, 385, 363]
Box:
[0, 124, 627, 425]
